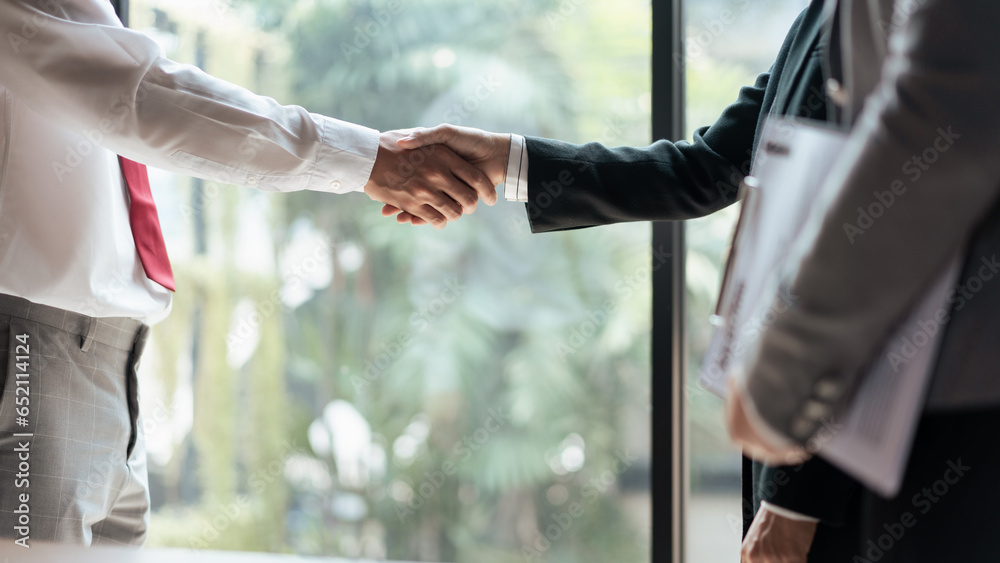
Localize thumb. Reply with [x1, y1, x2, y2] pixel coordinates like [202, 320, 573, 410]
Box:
[397, 125, 453, 149]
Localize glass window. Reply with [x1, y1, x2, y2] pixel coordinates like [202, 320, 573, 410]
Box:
[682, 1, 809, 561]
[131, 1, 652, 561]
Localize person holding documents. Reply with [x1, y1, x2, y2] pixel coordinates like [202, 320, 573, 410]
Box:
[727, 0, 1000, 561]
[390, 1, 867, 560]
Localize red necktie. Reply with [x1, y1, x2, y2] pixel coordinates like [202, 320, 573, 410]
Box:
[119, 156, 175, 292]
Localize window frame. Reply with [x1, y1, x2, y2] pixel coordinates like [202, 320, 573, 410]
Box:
[651, 1, 686, 561]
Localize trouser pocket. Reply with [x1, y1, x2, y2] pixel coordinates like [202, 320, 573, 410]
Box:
[125, 325, 149, 458]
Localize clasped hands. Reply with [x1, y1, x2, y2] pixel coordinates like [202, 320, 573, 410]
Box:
[363, 126, 509, 229]
[373, 125, 807, 463]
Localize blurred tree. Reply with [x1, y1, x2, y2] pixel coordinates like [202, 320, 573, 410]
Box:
[141, 0, 653, 561]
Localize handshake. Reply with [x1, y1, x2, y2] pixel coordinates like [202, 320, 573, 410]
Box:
[363, 125, 512, 229]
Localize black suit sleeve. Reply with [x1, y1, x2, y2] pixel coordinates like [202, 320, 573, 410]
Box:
[523, 71, 769, 233]
[757, 457, 861, 526]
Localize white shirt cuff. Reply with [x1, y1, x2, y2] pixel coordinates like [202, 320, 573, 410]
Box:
[759, 501, 820, 523]
[503, 134, 529, 202]
[733, 374, 798, 451]
[308, 115, 380, 195]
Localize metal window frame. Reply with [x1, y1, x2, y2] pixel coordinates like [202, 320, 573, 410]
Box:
[651, 0, 686, 562]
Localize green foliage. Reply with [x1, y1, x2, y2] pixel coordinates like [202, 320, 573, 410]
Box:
[142, 0, 653, 560]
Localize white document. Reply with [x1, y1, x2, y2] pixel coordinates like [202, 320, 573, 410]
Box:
[699, 116, 959, 496]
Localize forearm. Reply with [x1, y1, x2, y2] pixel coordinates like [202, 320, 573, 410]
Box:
[0, 0, 378, 193]
[519, 74, 771, 233]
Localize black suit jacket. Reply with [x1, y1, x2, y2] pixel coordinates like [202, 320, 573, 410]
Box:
[521, 3, 859, 560]
[524, 5, 823, 233]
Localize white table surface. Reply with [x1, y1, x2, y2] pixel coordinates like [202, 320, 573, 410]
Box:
[0, 543, 409, 563]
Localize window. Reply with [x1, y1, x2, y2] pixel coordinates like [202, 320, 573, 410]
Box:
[682, 1, 809, 561]
[131, 1, 652, 561]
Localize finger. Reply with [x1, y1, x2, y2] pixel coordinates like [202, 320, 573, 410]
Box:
[411, 182, 465, 221]
[382, 204, 403, 216]
[430, 147, 494, 211]
[443, 174, 479, 215]
[418, 204, 448, 230]
[396, 212, 427, 225]
[409, 206, 448, 229]
[740, 537, 756, 563]
[397, 125, 454, 149]
[401, 213, 427, 227]
[447, 150, 498, 206]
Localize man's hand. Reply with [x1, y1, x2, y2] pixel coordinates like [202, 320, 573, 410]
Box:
[380, 125, 510, 226]
[364, 129, 497, 230]
[741, 506, 818, 563]
[726, 379, 810, 466]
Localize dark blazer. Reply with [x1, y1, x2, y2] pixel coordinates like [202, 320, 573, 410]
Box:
[519, 3, 860, 560]
[523, 5, 823, 233]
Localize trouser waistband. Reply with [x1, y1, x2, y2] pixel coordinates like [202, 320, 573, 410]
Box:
[0, 293, 147, 352]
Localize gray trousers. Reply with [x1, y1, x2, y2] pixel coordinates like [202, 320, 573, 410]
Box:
[0, 294, 150, 547]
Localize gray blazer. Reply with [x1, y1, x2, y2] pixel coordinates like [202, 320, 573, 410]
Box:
[746, 0, 1000, 444]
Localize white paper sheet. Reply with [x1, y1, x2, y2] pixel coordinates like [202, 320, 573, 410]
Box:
[700, 116, 959, 496]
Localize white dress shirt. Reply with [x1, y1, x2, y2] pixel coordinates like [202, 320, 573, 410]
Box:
[0, 0, 379, 322]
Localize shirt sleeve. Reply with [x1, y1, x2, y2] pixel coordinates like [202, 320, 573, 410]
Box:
[758, 501, 820, 523]
[503, 134, 528, 202]
[0, 0, 379, 194]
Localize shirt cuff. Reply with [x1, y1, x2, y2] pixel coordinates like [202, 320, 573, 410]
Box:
[734, 374, 797, 451]
[503, 134, 528, 202]
[307, 114, 380, 195]
[759, 501, 820, 523]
